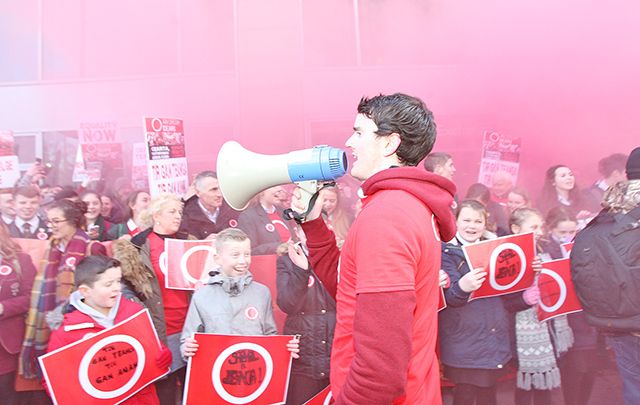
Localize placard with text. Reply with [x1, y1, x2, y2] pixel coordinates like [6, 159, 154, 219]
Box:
[462, 232, 536, 300]
[183, 334, 293, 405]
[39, 309, 168, 405]
[165, 238, 217, 290]
[303, 385, 332, 405]
[143, 117, 189, 196]
[537, 258, 583, 322]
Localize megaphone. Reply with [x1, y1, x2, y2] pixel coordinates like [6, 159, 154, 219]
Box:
[217, 141, 348, 211]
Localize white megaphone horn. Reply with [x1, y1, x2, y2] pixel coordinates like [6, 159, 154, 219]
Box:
[216, 141, 348, 211]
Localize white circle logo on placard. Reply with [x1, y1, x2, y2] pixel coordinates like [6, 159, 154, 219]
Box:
[307, 276, 315, 288]
[539, 268, 567, 313]
[244, 307, 259, 321]
[211, 343, 274, 404]
[78, 334, 145, 400]
[323, 391, 333, 405]
[151, 118, 163, 132]
[0, 265, 12, 276]
[65, 257, 77, 268]
[180, 245, 216, 285]
[489, 243, 527, 291]
[159, 251, 168, 276]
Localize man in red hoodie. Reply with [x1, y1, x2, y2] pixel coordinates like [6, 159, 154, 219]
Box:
[295, 93, 457, 404]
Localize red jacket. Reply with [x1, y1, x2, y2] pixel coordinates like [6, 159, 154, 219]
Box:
[302, 167, 456, 405]
[47, 298, 160, 405]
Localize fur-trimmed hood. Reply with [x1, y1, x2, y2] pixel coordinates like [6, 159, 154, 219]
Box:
[111, 239, 153, 299]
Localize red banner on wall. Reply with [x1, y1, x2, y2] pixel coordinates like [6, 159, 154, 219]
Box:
[39, 310, 168, 405]
[183, 334, 293, 405]
[537, 258, 583, 322]
[165, 239, 217, 290]
[462, 232, 536, 300]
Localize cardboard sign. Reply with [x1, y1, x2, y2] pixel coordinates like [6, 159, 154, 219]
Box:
[183, 334, 293, 405]
[0, 129, 15, 156]
[477, 130, 521, 187]
[131, 142, 148, 189]
[143, 117, 188, 197]
[0, 155, 20, 188]
[462, 232, 536, 300]
[303, 386, 332, 405]
[165, 239, 217, 290]
[39, 309, 168, 405]
[537, 258, 583, 322]
[79, 121, 123, 170]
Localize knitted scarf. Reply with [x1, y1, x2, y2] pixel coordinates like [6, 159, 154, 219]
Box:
[19, 230, 93, 379]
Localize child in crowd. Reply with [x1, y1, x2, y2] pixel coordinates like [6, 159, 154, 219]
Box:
[46, 255, 172, 404]
[510, 208, 574, 405]
[180, 228, 299, 358]
[439, 200, 533, 405]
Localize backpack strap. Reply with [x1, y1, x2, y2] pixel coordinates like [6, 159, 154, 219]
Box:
[612, 206, 640, 236]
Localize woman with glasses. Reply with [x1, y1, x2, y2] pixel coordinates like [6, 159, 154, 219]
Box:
[0, 221, 37, 405]
[18, 199, 106, 394]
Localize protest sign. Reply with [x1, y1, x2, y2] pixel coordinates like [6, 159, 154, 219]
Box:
[183, 334, 293, 405]
[143, 117, 189, 197]
[438, 287, 446, 312]
[165, 239, 217, 290]
[0, 130, 15, 156]
[79, 121, 123, 171]
[39, 309, 168, 405]
[537, 258, 583, 322]
[561, 242, 574, 257]
[477, 130, 521, 186]
[462, 232, 536, 300]
[0, 155, 20, 188]
[303, 386, 332, 405]
[131, 142, 149, 189]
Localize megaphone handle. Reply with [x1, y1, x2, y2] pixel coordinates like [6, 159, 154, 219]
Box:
[284, 180, 335, 224]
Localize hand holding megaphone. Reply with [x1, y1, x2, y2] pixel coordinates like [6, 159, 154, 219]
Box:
[216, 141, 348, 221]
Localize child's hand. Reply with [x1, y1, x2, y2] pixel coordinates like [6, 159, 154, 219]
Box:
[287, 336, 300, 359]
[531, 256, 543, 272]
[288, 242, 309, 270]
[458, 268, 487, 293]
[439, 270, 451, 288]
[183, 337, 199, 358]
[523, 283, 540, 306]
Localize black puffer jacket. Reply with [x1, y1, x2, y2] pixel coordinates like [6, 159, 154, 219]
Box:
[178, 195, 240, 239]
[276, 255, 336, 380]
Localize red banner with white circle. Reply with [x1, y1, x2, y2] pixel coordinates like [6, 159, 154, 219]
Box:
[537, 258, 583, 322]
[165, 239, 217, 290]
[303, 385, 332, 405]
[183, 333, 293, 405]
[462, 232, 536, 300]
[38, 309, 168, 405]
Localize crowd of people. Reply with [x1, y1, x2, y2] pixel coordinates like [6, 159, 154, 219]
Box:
[0, 92, 638, 405]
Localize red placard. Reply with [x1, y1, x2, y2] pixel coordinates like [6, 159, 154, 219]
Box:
[438, 287, 446, 312]
[561, 242, 574, 257]
[537, 258, 583, 322]
[165, 239, 217, 290]
[303, 385, 332, 405]
[462, 232, 536, 300]
[39, 309, 168, 405]
[183, 334, 293, 405]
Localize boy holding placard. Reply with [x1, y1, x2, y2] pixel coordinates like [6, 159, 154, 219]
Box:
[180, 228, 299, 358]
[45, 255, 172, 404]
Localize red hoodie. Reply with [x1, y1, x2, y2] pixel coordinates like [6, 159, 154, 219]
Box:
[302, 167, 456, 405]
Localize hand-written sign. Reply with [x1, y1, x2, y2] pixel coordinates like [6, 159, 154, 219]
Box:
[165, 239, 217, 290]
[39, 309, 167, 405]
[462, 232, 536, 300]
[537, 258, 583, 322]
[184, 334, 293, 405]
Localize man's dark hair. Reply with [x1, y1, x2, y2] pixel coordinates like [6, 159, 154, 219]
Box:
[358, 93, 437, 166]
[423, 152, 452, 172]
[75, 255, 121, 288]
[54, 186, 79, 201]
[14, 185, 40, 199]
[598, 153, 628, 178]
[465, 183, 491, 205]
